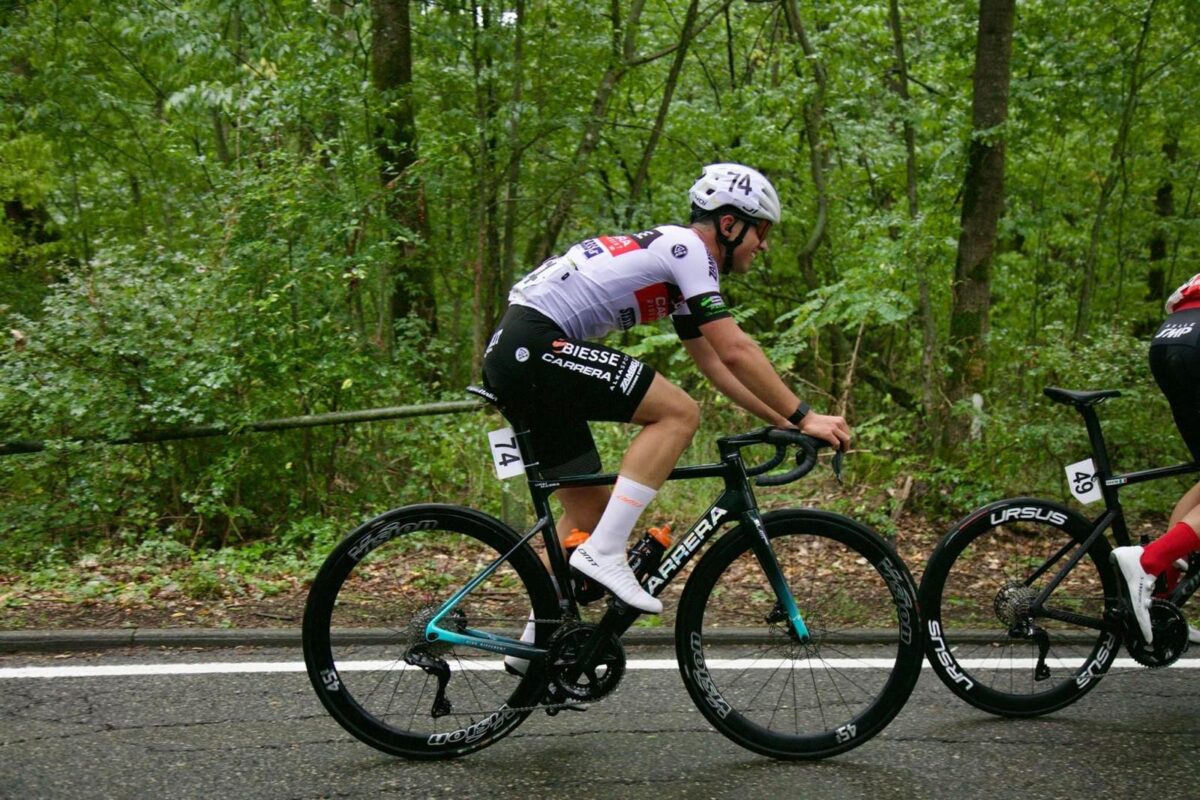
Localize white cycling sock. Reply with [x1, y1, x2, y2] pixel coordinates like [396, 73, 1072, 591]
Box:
[506, 577, 558, 675]
[586, 476, 658, 555]
[568, 476, 662, 613]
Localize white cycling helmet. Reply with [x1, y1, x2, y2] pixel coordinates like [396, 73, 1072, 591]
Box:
[688, 163, 781, 224]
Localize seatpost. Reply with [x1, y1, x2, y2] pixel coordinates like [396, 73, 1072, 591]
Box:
[1076, 403, 1122, 513]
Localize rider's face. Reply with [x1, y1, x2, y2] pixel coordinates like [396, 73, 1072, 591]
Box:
[721, 216, 770, 274]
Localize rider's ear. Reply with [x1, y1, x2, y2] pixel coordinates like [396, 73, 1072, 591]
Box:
[720, 214, 737, 237]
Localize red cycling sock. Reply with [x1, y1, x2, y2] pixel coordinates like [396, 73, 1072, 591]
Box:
[1140, 522, 1200, 577]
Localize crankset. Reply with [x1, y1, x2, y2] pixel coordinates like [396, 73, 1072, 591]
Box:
[544, 621, 626, 704]
[1124, 599, 1189, 668]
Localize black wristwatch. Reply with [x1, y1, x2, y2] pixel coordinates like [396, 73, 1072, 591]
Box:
[787, 402, 811, 425]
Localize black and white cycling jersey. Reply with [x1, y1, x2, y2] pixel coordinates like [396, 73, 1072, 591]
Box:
[509, 224, 732, 341]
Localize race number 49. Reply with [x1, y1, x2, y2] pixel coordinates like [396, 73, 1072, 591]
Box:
[1065, 458, 1102, 505]
[488, 427, 525, 479]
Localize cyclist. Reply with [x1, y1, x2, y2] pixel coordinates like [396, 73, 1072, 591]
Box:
[1112, 272, 1200, 644]
[482, 163, 850, 621]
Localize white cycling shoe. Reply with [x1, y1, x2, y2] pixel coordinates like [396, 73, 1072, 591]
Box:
[569, 542, 662, 614]
[1111, 546, 1155, 644]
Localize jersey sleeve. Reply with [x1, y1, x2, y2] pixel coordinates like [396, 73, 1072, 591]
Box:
[1167, 272, 1200, 314]
[656, 228, 732, 337]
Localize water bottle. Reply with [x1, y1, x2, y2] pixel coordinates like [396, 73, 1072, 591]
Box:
[628, 525, 672, 580]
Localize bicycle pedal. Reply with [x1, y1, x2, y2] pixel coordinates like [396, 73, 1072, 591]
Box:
[545, 703, 589, 716]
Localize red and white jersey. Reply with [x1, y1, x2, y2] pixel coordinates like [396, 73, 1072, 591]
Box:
[509, 225, 729, 340]
[1167, 273, 1200, 314]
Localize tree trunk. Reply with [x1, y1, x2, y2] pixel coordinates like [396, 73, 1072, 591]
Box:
[529, 0, 644, 265]
[472, 1, 504, 374]
[783, 0, 830, 295]
[371, 0, 434, 359]
[500, 0, 525, 302]
[1146, 139, 1176, 306]
[528, 0, 727, 264]
[944, 0, 1015, 449]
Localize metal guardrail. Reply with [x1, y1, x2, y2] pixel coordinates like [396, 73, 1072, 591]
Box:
[0, 400, 485, 457]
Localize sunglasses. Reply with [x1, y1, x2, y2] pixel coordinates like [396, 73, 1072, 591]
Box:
[754, 219, 772, 241]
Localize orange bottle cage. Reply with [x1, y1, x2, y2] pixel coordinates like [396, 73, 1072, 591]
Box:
[647, 525, 672, 547]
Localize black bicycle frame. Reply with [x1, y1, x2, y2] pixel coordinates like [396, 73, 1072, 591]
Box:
[424, 428, 812, 663]
[1024, 399, 1199, 630]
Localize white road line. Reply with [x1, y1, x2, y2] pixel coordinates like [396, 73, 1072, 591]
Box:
[2, 658, 1199, 679]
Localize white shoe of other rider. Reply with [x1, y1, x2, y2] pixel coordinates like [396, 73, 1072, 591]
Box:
[1111, 546, 1155, 644]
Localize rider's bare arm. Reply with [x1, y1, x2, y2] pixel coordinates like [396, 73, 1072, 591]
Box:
[681, 335, 788, 426]
[696, 317, 851, 449]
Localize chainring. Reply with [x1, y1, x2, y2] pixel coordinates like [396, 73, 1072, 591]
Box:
[545, 622, 626, 702]
[1126, 599, 1189, 668]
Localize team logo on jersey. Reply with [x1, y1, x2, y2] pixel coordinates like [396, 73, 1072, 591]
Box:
[515, 347, 530, 363]
[484, 328, 503, 359]
[699, 294, 726, 312]
[1157, 322, 1196, 339]
[634, 284, 682, 322]
[617, 360, 644, 396]
[706, 254, 719, 282]
[598, 235, 639, 256]
[580, 239, 603, 259]
[551, 340, 623, 367]
[671, 244, 688, 259]
[632, 229, 663, 247]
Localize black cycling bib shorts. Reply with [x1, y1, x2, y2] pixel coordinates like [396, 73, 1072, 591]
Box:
[481, 304, 657, 477]
[1150, 307, 1200, 463]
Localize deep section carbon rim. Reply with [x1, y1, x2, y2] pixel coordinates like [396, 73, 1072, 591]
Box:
[675, 510, 923, 759]
[302, 505, 556, 758]
[919, 499, 1119, 717]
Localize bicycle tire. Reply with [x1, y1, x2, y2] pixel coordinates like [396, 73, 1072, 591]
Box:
[674, 509, 924, 759]
[918, 497, 1120, 717]
[302, 504, 558, 759]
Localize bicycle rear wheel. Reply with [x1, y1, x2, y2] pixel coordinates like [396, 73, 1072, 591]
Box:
[918, 498, 1119, 717]
[302, 504, 557, 759]
[675, 509, 923, 759]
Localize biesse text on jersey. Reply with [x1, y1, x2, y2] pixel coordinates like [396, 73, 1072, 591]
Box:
[509, 225, 731, 341]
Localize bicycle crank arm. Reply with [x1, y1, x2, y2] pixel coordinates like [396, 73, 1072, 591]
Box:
[564, 600, 636, 684]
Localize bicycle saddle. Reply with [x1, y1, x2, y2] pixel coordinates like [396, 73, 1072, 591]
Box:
[1043, 387, 1122, 407]
[467, 384, 527, 430]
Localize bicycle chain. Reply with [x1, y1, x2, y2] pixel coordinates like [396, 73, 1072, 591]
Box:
[468, 615, 595, 714]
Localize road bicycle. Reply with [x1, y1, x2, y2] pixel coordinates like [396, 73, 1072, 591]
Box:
[919, 386, 1200, 717]
[302, 386, 924, 760]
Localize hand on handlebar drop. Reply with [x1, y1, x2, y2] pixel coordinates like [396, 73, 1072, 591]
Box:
[798, 412, 851, 451]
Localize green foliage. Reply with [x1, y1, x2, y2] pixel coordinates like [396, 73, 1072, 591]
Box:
[1, 0, 1199, 581]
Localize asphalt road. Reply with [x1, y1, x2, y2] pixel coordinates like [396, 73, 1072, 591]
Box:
[2, 644, 1199, 800]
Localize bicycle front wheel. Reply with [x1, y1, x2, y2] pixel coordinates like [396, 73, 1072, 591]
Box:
[675, 509, 923, 760]
[918, 498, 1119, 717]
[302, 504, 558, 759]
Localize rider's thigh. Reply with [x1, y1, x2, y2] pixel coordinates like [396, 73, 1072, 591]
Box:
[630, 373, 700, 431]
